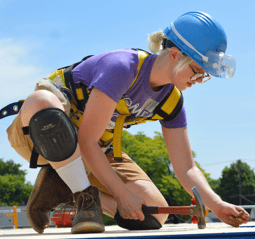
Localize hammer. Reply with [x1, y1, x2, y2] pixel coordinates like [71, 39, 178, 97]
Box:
[142, 187, 206, 229]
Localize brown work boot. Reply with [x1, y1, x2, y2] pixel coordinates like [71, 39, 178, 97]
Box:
[26, 166, 75, 233]
[71, 186, 105, 234]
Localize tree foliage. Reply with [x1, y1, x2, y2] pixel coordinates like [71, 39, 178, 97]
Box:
[0, 158, 26, 177]
[215, 160, 255, 206]
[121, 130, 214, 207]
[0, 158, 33, 206]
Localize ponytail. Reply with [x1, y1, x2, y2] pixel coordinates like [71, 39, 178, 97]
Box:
[148, 30, 166, 54]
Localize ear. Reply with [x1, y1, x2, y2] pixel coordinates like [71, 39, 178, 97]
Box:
[168, 47, 182, 62]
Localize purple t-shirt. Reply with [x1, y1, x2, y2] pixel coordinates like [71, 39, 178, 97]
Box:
[72, 48, 187, 129]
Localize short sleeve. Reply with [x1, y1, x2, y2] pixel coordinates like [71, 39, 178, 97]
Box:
[159, 105, 187, 128]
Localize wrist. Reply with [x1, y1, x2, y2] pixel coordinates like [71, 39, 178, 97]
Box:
[112, 183, 130, 200]
[206, 194, 223, 211]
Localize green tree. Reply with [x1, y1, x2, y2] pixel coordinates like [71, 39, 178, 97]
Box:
[208, 178, 221, 193]
[0, 158, 33, 206]
[121, 130, 214, 207]
[0, 158, 26, 177]
[216, 160, 255, 206]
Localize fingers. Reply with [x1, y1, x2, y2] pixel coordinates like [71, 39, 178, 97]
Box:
[116, 190, 146, 221]
[117, 204, 145, 221]
[136, 209, 145, 221]
[228, 213, 249, 227]
[215, 202, 251, 227]
[229, 207, 250, 226]
[235, 207, 250, 222]
[120, 209, 145, 221]
[228, 215, 241, 227]
[217, 208, 249, 227]
[239, 212, 250, 223]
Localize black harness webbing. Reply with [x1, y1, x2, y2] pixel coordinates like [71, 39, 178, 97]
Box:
[153, 88, 183, 121]
[63, 55, 93, 111]
[64, 65, 77, 99]
[22, 126, 51, 168]
[30, 147, 41, 168]
[0, 100, 24, 120]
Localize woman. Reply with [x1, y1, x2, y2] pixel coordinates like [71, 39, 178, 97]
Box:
[6, 11, 250, 234]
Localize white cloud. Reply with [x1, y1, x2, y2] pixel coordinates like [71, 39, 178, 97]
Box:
[0, 38, 45, 105]
[0, 38, 47, 183]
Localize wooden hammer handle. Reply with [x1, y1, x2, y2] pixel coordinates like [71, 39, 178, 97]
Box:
[142, 205, 191, 215]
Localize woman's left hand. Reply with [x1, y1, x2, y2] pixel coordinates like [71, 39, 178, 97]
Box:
[212, 201, 250, 227]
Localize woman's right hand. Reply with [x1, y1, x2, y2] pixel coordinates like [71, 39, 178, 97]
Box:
[116, 188, 146, 221]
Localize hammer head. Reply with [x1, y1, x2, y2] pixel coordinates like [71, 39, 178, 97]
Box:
[192, 187, 206, 229]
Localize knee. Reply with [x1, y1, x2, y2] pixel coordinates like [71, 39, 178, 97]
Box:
[21, 90, 64, 126]
[126, 180, 169, 225]
[149, 201, 168, 225]
[155, 211, 168, 225]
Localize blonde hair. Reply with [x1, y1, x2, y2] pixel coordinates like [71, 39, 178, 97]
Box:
[175, 55, 193, 72]
[148, 30, 166, 54]
[148, 30, 193, 71]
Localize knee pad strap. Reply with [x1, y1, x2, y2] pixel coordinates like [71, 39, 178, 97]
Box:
[114, 210, 162, 230]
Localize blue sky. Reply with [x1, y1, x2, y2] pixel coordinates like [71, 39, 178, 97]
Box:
[0, 0, 255, 185]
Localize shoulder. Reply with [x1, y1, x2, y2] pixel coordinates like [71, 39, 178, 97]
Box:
[93, 49, 139, 73]
[75, 49, 140, 103]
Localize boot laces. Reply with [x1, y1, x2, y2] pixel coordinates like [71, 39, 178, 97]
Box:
[77, 192, 96, 212]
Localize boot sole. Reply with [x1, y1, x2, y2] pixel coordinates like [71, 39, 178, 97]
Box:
[71, 221, 105, 234]
[26, 167, 51, 234]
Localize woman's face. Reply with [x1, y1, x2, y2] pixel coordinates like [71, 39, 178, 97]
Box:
[172, 57, 206, 91]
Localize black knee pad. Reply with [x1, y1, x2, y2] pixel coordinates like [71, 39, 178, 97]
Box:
[28, 108, 77, 162]
[114, 210, 162, 230]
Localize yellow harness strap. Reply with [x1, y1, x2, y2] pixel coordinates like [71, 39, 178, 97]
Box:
[152, 86, 181, 120]
[112, 86, 182, 161]
[112, 50, 149, 161]
[47, 69, 66, 87]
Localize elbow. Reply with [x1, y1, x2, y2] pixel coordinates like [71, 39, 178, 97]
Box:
[174, 164, 198, 180]
[77, 127, 101, 153]
[77, 128, 94, 150]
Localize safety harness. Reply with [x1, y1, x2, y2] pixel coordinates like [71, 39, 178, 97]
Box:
[0, 49, 183, 167]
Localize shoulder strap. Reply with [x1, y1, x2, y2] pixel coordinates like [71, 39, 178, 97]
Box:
[128, 49, 150, 90]
[115, 49, 150, 115]
[152, 86, 183, 121]
[113, 50, 150, 161]
[64, 55, 93, 111]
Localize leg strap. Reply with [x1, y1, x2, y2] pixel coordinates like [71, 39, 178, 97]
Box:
[114, 210, 162, 230]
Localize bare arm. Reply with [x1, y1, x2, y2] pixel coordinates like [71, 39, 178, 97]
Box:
[162, 126, 222, 210]
[78, 87, 145, 220]
[162, 126, 250, 226]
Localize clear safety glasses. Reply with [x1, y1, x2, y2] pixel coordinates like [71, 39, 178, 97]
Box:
[189, 65, 211, 83]
[203, 51, 236, 78]
[171, 22, 236, 78]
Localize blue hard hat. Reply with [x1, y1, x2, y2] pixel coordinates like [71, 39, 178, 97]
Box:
[164, 12, 235, 78]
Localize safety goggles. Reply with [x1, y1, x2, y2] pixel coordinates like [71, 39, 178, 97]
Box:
[189, 65, 211, 83]
[171, 22, 236, 78]
[203, 51, 236, 78]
